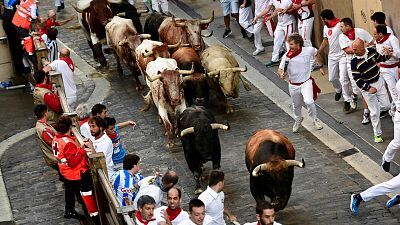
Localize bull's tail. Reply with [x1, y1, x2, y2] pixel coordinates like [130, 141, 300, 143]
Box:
[141, 91, 153, 112]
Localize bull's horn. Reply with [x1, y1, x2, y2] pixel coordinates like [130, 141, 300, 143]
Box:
[168, 39, 182, 49]
[172, 16, 185, 27]
[143, 50, 153, 57]
[201, 30, 213, 38]
[207, 70, 220, 77]
[231, 65, 247, 72]
[137, 9, 149, 14]
[285, 158, 305, 168]
[140, 34, 151, 39]
[146, 74, 162, 82]
[116, 12, 126, 17]
[180, 127, 195, 137]
[179, 62, 195, 75]
[210, 123, 230, 130]
[251, 163, 268, 177]
[200, 10, 214, 25]
[70, 3, 83, 13]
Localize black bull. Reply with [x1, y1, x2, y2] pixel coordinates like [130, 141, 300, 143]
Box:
[177, 106, 229, 194]
[245, 130, 305, 211]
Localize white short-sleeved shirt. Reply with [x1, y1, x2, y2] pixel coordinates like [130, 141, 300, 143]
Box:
[80, 121, 94, 141]
[133, 176, 164, 210]
[198, 186, 225, 225]
[154, 206, 189, 225]
[49, 60, 77, 102]
[278, 47, 317, 83]
[339, 28, 373, 60]
[269, 0, 295, 27]
[375, 34, 400, 65]
[387, 26, 394, 34]
[92, 132, 114, 178]
[255, 0, 271, 15]
[244, 222, 282, 225]
[177, 215, 212, 225]
[323, 22, 345, 59]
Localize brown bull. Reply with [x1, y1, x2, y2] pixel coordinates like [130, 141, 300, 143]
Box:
[245, 129, 305, 211]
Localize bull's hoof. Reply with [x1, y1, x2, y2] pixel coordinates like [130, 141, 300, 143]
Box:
[166, 142, 174, 148]
[103, 48, 112, 55]
[194, 188, 203, 195]
[159, 117, 163, 124]
[200, 176, 207, 181]
[135, 85, 143, 91]
[225, 106, 234, 114]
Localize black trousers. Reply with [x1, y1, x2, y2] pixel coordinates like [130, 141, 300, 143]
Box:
[63, 171, 92, 212]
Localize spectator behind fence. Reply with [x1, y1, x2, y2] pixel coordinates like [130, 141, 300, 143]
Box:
[177, 199, 211, 225]
[44, 9, 75, 34]
[111, 153, 143, 206]
[76, 103, 91, 126]
[244, 200, 282, 225]
[154, 187, 189, 225]
[135, 195, 157, 225]
[33, 70, 62, 127]
[104, 117, 137, 170]
[43, 48, 77, 107]
[88, 116, 114, 178]
[34, 104, 58, 170]
[81, 104, 108, 141]
[134, 170, 179, 210]
[46, 28, 59, 62]
[198, 170, 237, 225]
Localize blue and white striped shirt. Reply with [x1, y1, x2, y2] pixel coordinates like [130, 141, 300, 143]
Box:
[111, 170, 143, 206]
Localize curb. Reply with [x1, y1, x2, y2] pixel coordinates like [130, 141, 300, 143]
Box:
[0, 39, 110, 223]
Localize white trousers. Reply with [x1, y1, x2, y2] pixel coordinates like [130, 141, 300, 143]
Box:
[381, 67, 399, 106]
[289, 79, 317, 122]
[54, 0, 64, 7]
[272, 23, 294, 62]
[152, 0, 168, 13]
[253, 16, 275, 50]
[239, 7, 254, 33]
[361, 77, 391, 136]
[298, 17, 314, 47]
[327, 57, 347, 95]
[361, 173, 400, 202]
[383, 111, 400, 162]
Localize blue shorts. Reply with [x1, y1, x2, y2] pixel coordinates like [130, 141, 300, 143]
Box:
[220, 0, 239, 16]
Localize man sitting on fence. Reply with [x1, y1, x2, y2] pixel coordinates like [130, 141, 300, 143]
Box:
[135, 195, 157, 225]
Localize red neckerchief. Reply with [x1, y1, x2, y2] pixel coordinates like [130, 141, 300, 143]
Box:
[292, 0, 301, 4]
[376, 34, 391, 44]
[286, 47, 302, 59]
[344, 28, 355, 40]
[327, 18, 340, 28]
[36, 83, 53, 90]
[135, 211, 155, 225]
[79, 117, 90, 127]
[107, 132, 118, 140]
[166, 207, 182, 221]
[60, 57, 75, 72]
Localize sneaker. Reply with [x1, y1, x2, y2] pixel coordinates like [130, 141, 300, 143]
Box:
[381, 160, 390, 172]
[351, 94, 358, 110]
[253, 48, 265, 56]
[265, 60, 279, 67]
[387, 195, 400, 209]
[362, 113, 371, 125]
[335, 91, 342, 101]
[313, 63, 323, 70]
[344, 101, 351, 112]
[242, 32, 248, 38]
[57, 6, 62, 12]
[380, 110, 390, 118]
[350, 194, 361, 215]
[223, 29, 232, 38]
[64, 211, 85, 220]
[374, 135, 383, 143]
[314, 119, 323, 130]
[292, 117, 304, 133]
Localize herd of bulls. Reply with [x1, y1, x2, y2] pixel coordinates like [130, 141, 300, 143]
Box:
[71, 0, 306, 211]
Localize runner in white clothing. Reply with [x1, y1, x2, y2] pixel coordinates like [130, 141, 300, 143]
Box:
[250, 0, 274, 56]
[290, 0, 316, 47]
[278, 33, 324, 132]
[318, 9, 351, 111]
[154, 187, 189, 225]
[177, 199, 212, 225]
[244, 200, 282, 225]
[370, 11, 394, 34]
[254, 0, 296, 66]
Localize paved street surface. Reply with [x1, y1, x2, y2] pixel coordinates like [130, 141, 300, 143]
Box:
[2, 1, 400, 225]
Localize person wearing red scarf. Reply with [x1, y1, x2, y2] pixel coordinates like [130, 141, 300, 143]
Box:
[243, 200, 281, 225]
[135, 195, 157, 225]
[278, 33, 324, 133]
[338, 17, 375, 125]
[318, 9, 353, 112]
[155, 187, 189, 225]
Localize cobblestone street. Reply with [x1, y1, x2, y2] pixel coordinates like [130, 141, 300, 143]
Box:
[2, 1, 400, 225]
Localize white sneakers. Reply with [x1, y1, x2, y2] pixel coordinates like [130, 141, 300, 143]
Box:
[293, 117, 323, 133]
[252, 48, 265, 56]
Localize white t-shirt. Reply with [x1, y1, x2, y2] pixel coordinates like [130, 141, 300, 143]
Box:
[154, 206, 189, 225]
[255, 0, 271, 16]
[198, 186, 226, 225]
[279, 47, 317, 83]
[133, 176, 164, 210]
[177, 215, 212, 225]
[375, 34, 400, 66]
[244, 222, 282, 225]
[296, 0, 313, 20]
[387, 26, 394, 34]
[92, 132, 114, 178]
[323, 22, 345, 59]
[50, 60, 77, 102]
[269, 0, 295, 27]
[80, 121, 94, 141]
[339, 28, 373, 60]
